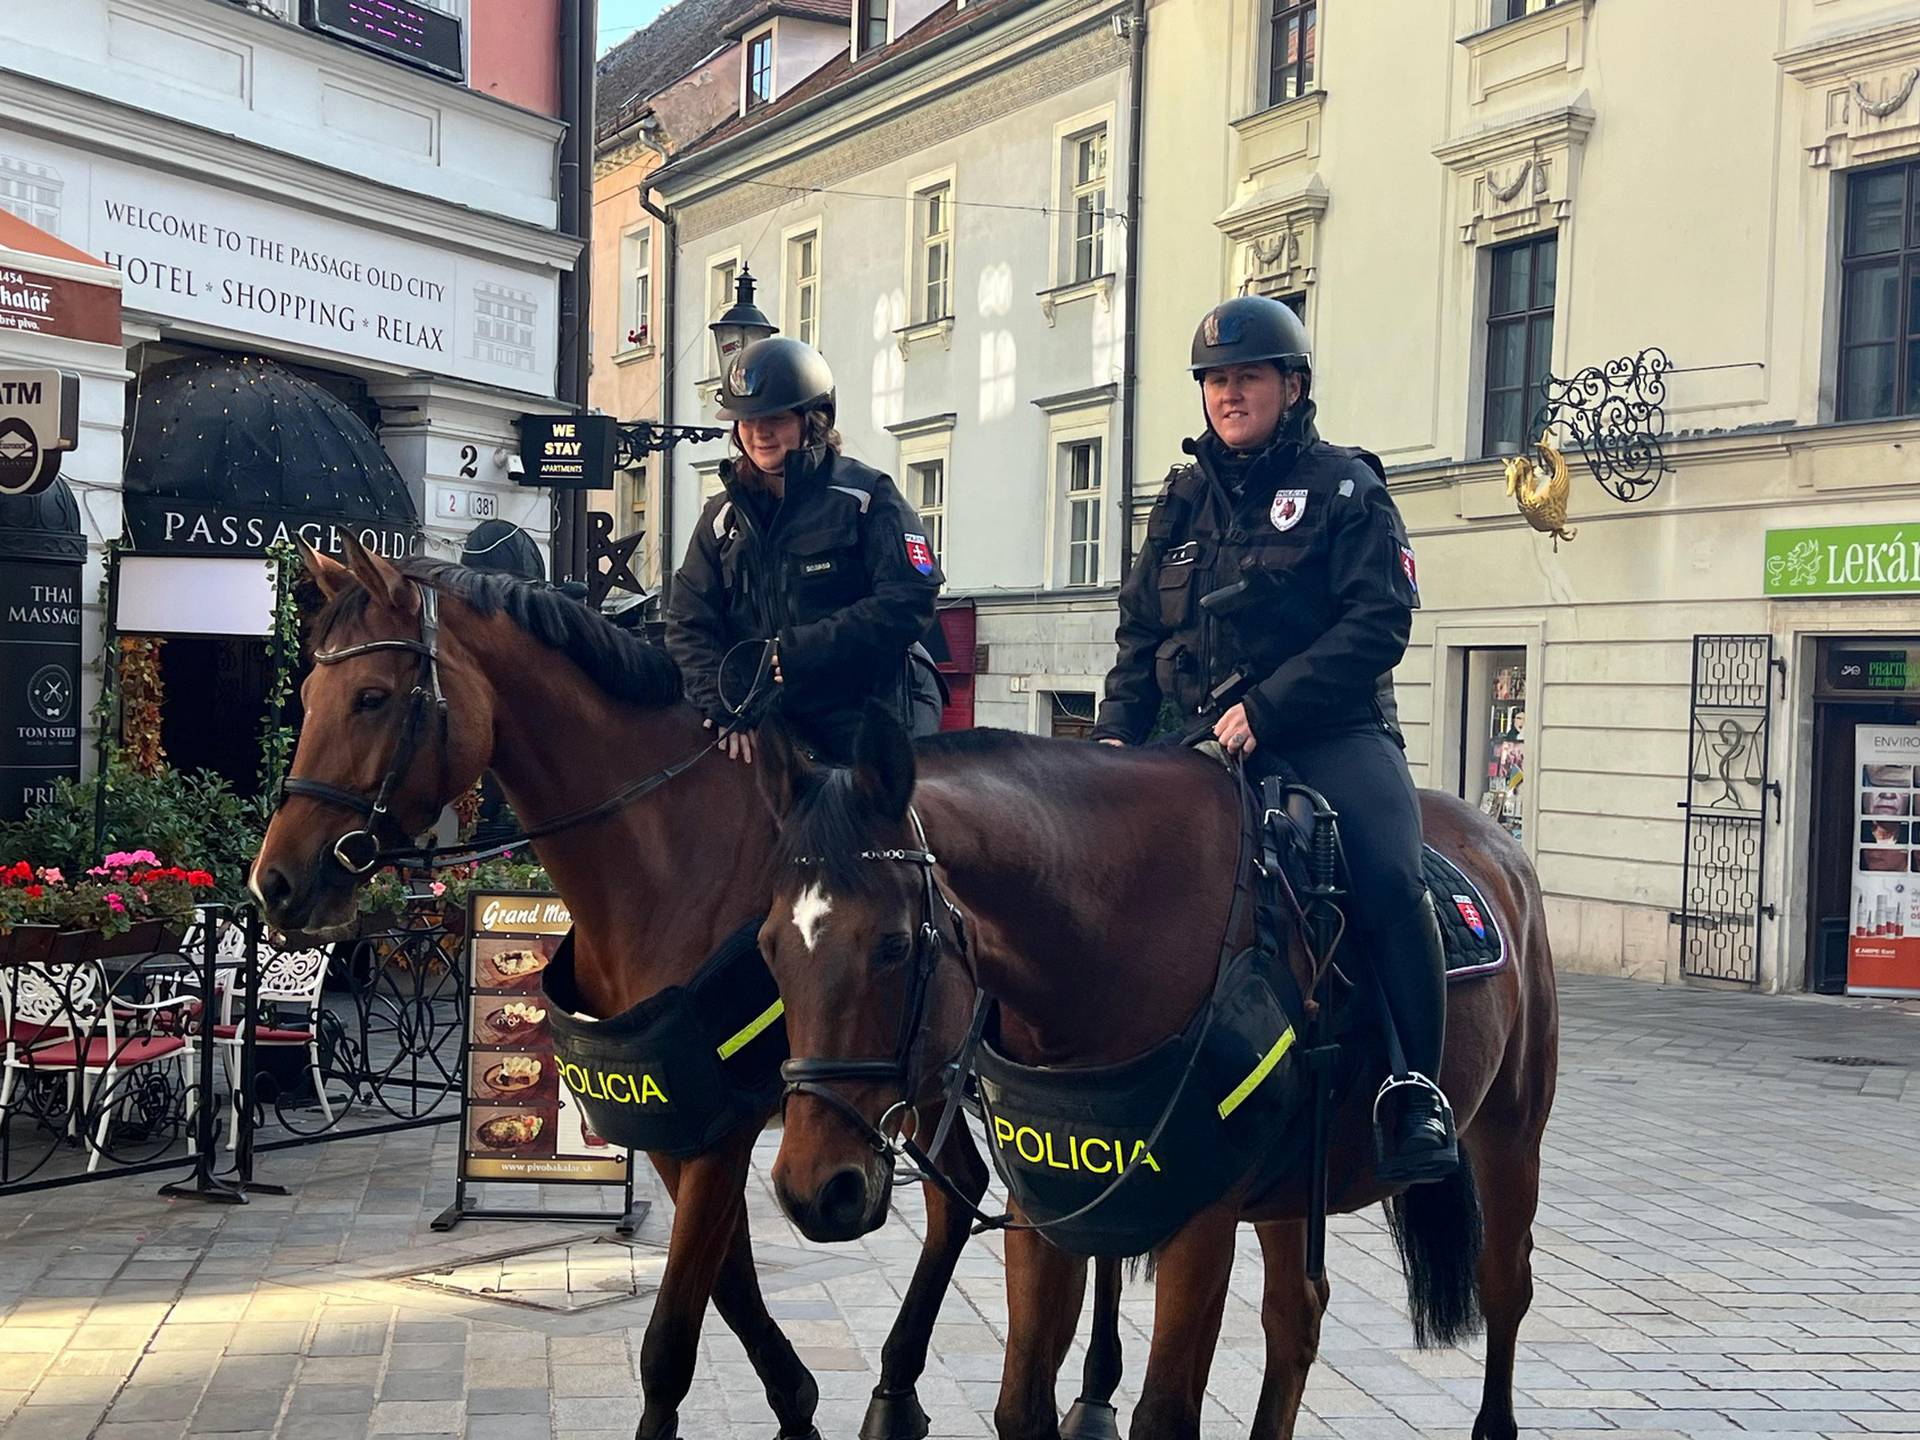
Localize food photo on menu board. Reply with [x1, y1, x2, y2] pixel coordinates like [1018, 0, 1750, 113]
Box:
[463, 903, 627, 1183]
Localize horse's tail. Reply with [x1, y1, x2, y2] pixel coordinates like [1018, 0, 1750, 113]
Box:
[1384, 1162, 1485, 1349]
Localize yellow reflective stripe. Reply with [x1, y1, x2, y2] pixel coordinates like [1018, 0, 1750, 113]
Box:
[1217, 1026, 1296, 1120]
[716, 999, 785, 1061]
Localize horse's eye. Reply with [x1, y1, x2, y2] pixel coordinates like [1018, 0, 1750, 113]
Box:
[875, 933, 913, 967]
[354, 689, 390, 713]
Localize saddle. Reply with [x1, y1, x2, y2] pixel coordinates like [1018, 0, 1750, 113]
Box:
[1259, 773, 1507, 983]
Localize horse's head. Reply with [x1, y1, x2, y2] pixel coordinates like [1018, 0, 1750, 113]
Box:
[756, 707, 949, 1243]
[250, 537, 494, 936]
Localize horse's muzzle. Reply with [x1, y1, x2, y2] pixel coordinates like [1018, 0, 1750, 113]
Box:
[776, 1159, 891, 1243]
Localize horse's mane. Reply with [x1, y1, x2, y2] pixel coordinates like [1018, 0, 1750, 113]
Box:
[312, 558, 682, 708]
[772, 727, 1075, 896]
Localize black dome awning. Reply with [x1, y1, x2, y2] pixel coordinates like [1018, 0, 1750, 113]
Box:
[461, 519, 545, 582]
[123, 354, 418, 555]
[0, 476, 83, 563]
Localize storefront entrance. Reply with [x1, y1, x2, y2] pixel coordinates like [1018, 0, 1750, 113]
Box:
[1806, 638, 1920, 995]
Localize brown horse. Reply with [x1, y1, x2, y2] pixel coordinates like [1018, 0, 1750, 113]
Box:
[248, 539, 1128, 1440]
[755, 711, 1558, 1440]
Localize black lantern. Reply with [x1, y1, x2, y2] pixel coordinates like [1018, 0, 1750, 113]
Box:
[709, 265, 778, 376]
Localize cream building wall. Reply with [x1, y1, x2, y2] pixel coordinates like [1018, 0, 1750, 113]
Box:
[1135, 0, 1920, 991]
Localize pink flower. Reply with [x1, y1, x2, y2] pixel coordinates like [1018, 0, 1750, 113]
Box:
[101, 850, 158, 870]
[429, 881, 446, 897]
[39, 868, 61, 885]
[105, 893, 127, 914]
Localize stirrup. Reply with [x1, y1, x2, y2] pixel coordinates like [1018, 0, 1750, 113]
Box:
[1371, 1072, 1458, 1184]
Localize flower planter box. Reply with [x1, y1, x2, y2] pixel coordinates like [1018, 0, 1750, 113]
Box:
[94, 920, 188, 959]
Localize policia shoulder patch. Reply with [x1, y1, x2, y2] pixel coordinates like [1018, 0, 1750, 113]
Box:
[542, 919, 788, 1160]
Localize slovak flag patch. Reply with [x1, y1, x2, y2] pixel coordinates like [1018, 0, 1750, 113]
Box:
[1400, 545, 1419, 594]
[1453, 894, 1486, 940]
[904, 533, 936, 576]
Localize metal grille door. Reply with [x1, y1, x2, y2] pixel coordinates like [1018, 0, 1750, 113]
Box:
[1677, 635, 1779, 985]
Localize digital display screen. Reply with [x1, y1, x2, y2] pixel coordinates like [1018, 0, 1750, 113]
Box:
[300, 0, 466, 82]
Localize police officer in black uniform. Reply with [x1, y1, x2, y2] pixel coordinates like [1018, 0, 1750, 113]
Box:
[1091, 295, 1455, 1184]
[668, 336, 946, 764]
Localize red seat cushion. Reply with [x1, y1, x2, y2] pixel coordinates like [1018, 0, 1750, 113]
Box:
[210, 1024, 314, 1044]
[26, 1036, 187, 1068]
[8, 1021, 54, 1046]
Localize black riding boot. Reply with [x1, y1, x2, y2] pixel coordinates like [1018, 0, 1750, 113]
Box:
[1370, 894, 1457, 1185]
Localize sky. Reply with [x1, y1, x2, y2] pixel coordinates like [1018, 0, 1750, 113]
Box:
[599, 0, 678, 55]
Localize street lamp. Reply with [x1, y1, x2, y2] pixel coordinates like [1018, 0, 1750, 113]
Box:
[709, 265, 778, 376]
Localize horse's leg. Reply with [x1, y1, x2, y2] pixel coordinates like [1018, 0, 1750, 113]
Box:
[1467, 1116, 1543, 1440]
[635, 1135, 763, 1440]
[1248, 1220, 1330, 1440]
[1128, 1205, 1239, 1440]
[709, 1200, 821, 1438]
[861, 1110, 991, 1440]
[995, 1226, 1089, 1440]
[1059, 1256, 1126, 1440]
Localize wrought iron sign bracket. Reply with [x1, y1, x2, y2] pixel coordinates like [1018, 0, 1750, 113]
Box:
[617, 421, 726, 468]
[1532, 347, 1674, 504]
[1771, 655, 1788, 701]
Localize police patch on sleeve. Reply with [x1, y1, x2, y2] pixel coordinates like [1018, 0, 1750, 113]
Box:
[1399, 545, 1419, 595]
[904, 533, 936, 575]
[1270, 489, 1308, 533]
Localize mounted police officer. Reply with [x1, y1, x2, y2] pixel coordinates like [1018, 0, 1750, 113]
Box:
[1090, 294, 1456, 1185]
[667, 336, 946, 765]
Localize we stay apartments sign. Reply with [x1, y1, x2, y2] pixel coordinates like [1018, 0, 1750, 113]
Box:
[1766, 523, 1920, 598]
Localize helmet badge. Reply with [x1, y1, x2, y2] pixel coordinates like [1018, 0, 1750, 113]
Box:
[1202, 310, 1222, 348]
[728, 357, 754, 396]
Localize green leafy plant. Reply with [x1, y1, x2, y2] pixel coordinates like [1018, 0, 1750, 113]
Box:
[356, 853, 551, 917]
[0, 765, 261, 907]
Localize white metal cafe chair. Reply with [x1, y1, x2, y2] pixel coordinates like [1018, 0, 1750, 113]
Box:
[0, 959, 199, 1172]
[208, 927, 335, 1149]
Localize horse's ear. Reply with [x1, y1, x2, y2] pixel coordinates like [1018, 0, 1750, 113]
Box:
[756, 721, 811, 819]
[298, 540, 351, 601]
[341, 533, 415, 616]
[850, 703, 915, 822]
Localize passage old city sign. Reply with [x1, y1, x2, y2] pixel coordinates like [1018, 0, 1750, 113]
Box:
[0, 369, 79, 499]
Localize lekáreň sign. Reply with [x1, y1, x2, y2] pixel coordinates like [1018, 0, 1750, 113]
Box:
[1765, 523, 1920, 597]
[0, 369, 78, 499]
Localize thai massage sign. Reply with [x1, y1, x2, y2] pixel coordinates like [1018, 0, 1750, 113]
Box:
[0, 369, 78, 499]
[1765, 523, 1920, 597]
[0, 134, 558, 397]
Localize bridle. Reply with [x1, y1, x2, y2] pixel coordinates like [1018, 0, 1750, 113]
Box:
[275, 579, 751, 876]
[280, 581, 449, 876]
[778, 809, 989, 1196]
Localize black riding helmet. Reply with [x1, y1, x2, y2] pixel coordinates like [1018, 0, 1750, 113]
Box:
[1190, 294, 1312, 385]
[718, 336, 837, 426]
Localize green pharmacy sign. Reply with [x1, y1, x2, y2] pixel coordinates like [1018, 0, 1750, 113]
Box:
[1764, 523, 1920, 597]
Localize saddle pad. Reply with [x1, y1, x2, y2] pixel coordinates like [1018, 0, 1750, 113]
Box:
[1423, 847, 1505, 978]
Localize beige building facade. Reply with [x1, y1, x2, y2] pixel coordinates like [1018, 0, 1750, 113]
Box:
[1136, 0, 1920, 994]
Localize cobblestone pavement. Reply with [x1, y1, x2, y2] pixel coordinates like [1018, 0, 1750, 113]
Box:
[0, 973, 1913, 1439]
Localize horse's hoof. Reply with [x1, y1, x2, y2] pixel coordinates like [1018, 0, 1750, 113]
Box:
[1059, 1397, 1122, 1440]
[778, 1430, 824, 1440]
[636, 1425, 677, 1440]
[859, 1387, 930, 1440]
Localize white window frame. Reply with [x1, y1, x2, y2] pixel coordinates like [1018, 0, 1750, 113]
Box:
[694, 456, 726, 501]
[618, 225, 653, 357]
[1048, 110, 1114, 290]
[1427, 620, 1546, 866]
[782, 219, 823, 349]
[1041, 403, 1112, 589]
[742, 25, 775, 113]
[702, 246, 745, 384]
[905, 167, 957, 327]
[853, 0, 892, 59]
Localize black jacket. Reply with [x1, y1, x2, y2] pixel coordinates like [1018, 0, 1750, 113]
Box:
[1092, 406, 1418, 745]
[667, 446, 943, 755]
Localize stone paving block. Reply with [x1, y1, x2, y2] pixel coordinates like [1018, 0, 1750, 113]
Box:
[467, 1387, 548, 1415]
[368, 1400, 467, 1434]
[4, 1407, 112, 1438]
[381, 1369, 467, 1403]
[186, 1388, 287, 1432]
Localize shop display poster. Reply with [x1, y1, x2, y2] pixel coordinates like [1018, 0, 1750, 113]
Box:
[1848, 725, 1920, 997]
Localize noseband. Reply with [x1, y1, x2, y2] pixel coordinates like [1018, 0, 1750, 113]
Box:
[279, 581, 448, 875]
[779, 809, 985, 1172]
